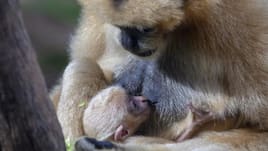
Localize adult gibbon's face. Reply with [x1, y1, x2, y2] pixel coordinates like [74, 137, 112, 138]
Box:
[118, 26, 166, 57]
[80, 0, 185, 57]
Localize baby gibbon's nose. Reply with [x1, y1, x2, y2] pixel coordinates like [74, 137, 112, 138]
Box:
[128, 96, 151, 115]
[132, 96, 149, 108]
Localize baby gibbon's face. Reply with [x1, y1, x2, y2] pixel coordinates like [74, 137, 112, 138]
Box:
[83, 87, 152, 141]
[114, 95, 152, 141]
[79, 0, 185, 58]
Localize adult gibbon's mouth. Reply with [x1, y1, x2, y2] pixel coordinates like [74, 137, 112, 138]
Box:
[118, 26, 156, 57]
[135, 49, 156, 57]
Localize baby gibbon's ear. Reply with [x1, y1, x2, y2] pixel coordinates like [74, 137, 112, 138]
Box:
[114, 125, 129, 141]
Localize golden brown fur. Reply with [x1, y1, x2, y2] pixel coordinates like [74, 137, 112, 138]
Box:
[85, 0, 268, 128]
[52, 0, 268, 150]
[51, 19, 130, 140]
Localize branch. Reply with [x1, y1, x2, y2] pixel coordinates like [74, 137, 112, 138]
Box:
[0, 0, 66, 150]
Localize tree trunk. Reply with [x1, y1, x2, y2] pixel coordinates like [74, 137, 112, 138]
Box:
[0, 0, 66, 151]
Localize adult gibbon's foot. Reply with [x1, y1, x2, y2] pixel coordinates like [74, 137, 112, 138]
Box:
[75, 137, 120, 151]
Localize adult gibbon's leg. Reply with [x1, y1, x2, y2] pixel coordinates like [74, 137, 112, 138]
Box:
[75, 130, 268, 151]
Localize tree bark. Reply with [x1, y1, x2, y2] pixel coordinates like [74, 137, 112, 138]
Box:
[0, 0, 66, 151]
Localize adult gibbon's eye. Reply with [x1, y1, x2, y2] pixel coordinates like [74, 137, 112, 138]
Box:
[140, 27, 156, 34]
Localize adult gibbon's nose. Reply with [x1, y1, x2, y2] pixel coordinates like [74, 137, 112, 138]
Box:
[113, 0, 124, 7]
[119, 26, 155, 57]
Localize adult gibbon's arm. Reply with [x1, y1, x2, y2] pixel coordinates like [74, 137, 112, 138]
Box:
[0, 0, 65, 150]
[57, 59, 107, 140]
[55, 9, 129, 140]
[54, 10, 111, 140]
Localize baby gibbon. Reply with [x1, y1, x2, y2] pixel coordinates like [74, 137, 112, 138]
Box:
[83, 86, 152, 141]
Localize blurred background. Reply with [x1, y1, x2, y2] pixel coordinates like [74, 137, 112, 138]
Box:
[21, 0, 80, 89]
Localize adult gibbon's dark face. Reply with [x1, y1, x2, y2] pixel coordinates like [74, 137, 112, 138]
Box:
[118, 26, 165, 57]
[80, 0, 185, 57]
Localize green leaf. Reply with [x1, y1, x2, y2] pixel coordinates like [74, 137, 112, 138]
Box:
[78, 101, 86, 108]
[65, 137, 74, 151]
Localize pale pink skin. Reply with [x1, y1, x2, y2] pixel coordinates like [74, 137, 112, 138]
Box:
[113, 96, 151, 141]
[114, 125, 129, 141]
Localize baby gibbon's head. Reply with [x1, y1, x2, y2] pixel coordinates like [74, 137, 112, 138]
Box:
[83, 87, 152, 141]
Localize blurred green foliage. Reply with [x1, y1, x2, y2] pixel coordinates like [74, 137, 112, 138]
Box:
[22, 0, 80, 24]
[65, 138, 74, 151]
[21, 0, 80, 87]
[38, 52, 68, 72]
